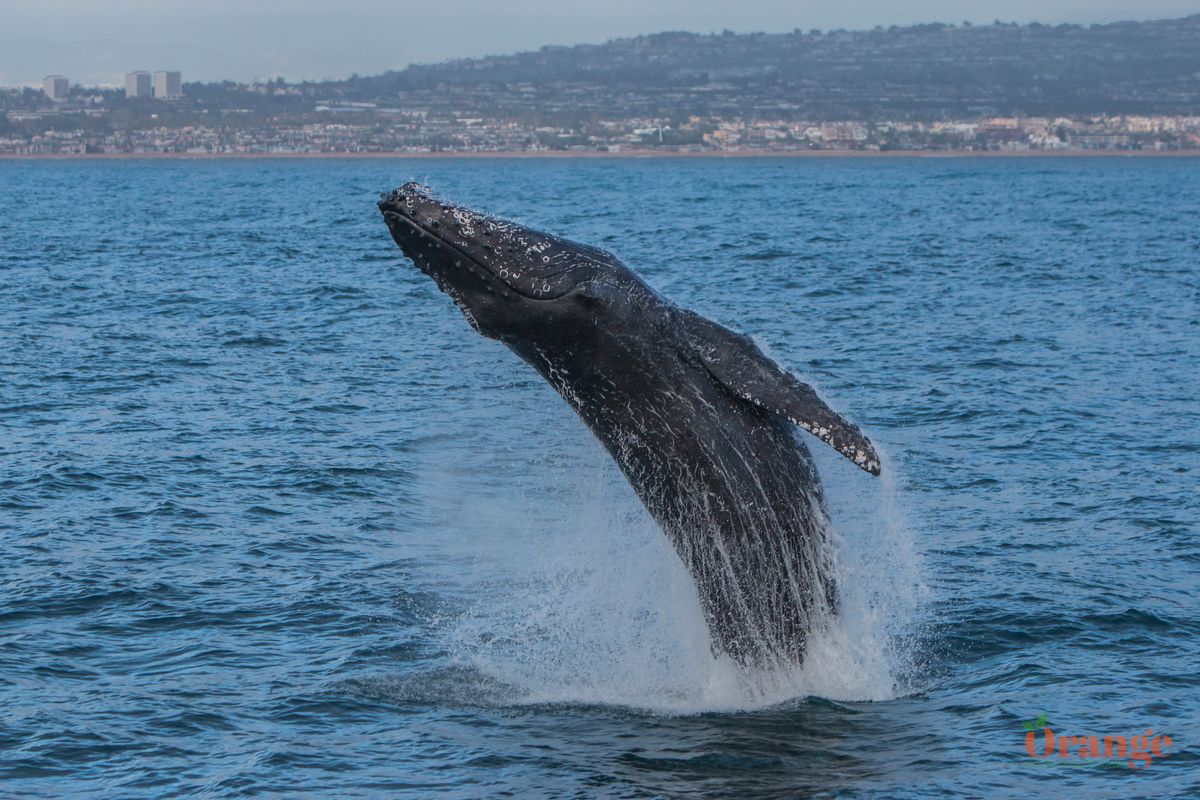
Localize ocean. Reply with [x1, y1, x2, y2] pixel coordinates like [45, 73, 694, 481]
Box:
[1, 156, 1197, 798]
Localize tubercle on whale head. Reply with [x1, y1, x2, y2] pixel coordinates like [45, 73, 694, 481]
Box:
[379, 182, 619, 299]
[378, 183, 651, 342]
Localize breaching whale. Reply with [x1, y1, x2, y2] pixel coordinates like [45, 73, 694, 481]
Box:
[379, 183, 880, 669]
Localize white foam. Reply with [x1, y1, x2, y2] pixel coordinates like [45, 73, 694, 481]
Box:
[423, 427, 928, 715]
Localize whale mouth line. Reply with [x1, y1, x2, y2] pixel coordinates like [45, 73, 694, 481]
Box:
[382, 207, 568, 302]
[383, 210, 511, 298]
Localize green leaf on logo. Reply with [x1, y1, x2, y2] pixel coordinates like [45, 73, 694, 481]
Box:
[1022, 713, 1049, 731]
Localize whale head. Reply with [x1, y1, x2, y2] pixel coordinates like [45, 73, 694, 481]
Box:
[379, 182, 648, 342]
[379, 183, 881, 480]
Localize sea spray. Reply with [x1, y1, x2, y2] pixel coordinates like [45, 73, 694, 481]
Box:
[430, 424, 927, 713]
[803, 441, 929, 702]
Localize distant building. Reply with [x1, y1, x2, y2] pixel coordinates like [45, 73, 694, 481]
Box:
[125, 71, 152, 98]
[43, 75, 69, 102]
[154, 71, 182, 99]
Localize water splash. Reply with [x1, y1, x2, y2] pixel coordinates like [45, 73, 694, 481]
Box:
[431, 429, 927, 715]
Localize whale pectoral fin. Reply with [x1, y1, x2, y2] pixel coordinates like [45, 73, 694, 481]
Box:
[683, 311, 882, 476]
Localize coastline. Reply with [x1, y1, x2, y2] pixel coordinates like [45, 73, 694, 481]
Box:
[2, 148, 1200, 160]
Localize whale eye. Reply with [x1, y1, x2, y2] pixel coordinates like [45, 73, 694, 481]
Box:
[573, 291, 599, 308]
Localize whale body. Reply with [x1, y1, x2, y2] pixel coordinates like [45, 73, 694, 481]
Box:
[379, 183, 880, 668]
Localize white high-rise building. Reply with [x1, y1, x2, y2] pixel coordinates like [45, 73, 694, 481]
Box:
[125, 71, 152, 98]
[43, 75, 69, 102]
[154, 70, 182, 99]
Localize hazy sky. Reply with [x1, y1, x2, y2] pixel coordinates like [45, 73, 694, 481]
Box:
[3, 0, 1197, 86]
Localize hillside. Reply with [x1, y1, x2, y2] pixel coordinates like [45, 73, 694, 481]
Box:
[5, 15, 1200, 154]
[329, 15, 1200, 119]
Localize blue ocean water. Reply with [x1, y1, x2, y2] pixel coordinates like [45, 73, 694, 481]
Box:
[1, 157, 1197, 798]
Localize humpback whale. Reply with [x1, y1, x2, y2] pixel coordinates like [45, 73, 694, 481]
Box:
[379, 183, 880, 669]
